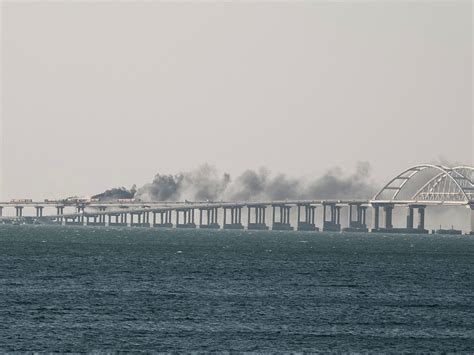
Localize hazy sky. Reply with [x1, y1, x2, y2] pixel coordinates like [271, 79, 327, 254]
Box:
[1, 1, 472, 200]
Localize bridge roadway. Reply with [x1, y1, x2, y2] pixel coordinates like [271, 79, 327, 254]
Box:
[1, 198, 472, 234]
[1, 163, 473, 233]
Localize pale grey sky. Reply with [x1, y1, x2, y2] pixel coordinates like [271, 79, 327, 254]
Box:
[1, 1, 472, 200]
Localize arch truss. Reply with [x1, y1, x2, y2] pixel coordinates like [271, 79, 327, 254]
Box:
[372, 164, 474, 204]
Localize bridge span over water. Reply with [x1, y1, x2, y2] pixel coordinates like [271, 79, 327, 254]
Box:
[1, 165, 473, 234]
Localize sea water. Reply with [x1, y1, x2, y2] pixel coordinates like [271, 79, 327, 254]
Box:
[0, 225, 472, 352]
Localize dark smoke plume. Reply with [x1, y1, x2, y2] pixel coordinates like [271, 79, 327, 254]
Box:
[135, 164, 230, 201]
[304, 161, 375, 199]
[132, 162, 378, 202]
[92, 186, 136, 201]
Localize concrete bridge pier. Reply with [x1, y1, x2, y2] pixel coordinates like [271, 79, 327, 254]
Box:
[13, 206, 23, 218]
[223, 206, 244, 229]
[75, 206, 85, 225]
[199, 207, 220, 229]
[131, 211, 150, 227]
[343, 204, 368, 232]
[143, 211, 150, 226]
[322, 203, 341, 232]
[272, 204, 293, 231]
[154, 210, 173, 228]
[108, 213, 127, 227]
[121, 213, 128, 226]
[371, 204, 390, 232]
[98, 207, 107, 224]
[410, 205, 428, 233]
[417, 206, 426, 231]
[382, 204, 394, 230]
[176, 208, 196, 228]
[406, 206, 414, 230]
[85, 214, 106, 227]
[65, 214, 83, 225]
[15, 206, 24, 218]
[247, 204, 269, 230]
[152, 210, 173, 228]
[297, 204, 318, 231]
[53, 205, 65, 224]
[35, 206, 44, 218]
[65, 215, 82, 225]
[372, 203, 419, 233]
[470, 204, 474, 235]
[372, 205, 380, 231]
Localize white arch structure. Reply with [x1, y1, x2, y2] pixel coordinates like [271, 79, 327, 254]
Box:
[372, 164, 474, 205]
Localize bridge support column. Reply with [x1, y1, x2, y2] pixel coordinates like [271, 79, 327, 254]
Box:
[223, 206, 244, 229]
[164, 210, 172, 227]
[297, 204, 318, 231]
[343, 204, 368, 232]
[85, 214, 106, 227]
[35, 206, 44, 218]
[199, 207, 220, 229]
[15, 206, 24, 218]
[108, 213, 127, 227]
[56, 206, 65, 216]
[470, 204, 474, 235]
[65, 213, 82, 225]
[143, 211, 150, 227]
[176, 208, 196, 228]
[153, 210, 173, 228]
[417, 205, 426, 232]
[152, 211, 164, 227]
[97, 207, 107, 226]
[383, 205, 393, 230]
[322, 203, 341, 232]
[272, 204, 293, 231]
[362, 206, 367, 227]
[151, 211, 173, 228]
[372, 205, 380, 231]
[247, 205, 269, 230]
[406, 206, 414, 230]
[131, 211, 150, 227]
[405, 204, 428, 234]
[54, 206, 65, 224]
[65, 215, 80, 225]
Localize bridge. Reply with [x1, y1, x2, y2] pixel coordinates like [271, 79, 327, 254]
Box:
[1, 164, 473, 234]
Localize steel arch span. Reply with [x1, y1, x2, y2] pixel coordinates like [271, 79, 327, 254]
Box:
[372, 164, 474, 205]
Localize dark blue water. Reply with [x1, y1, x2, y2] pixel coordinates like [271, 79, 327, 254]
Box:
[0, 225, 473, 352]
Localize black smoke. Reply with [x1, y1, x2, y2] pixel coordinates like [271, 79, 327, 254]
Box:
[304, 161, 375, 199]
[92, 186, 136, 201]
[133, 162, 378, 202]
[136, 164, 230, 202]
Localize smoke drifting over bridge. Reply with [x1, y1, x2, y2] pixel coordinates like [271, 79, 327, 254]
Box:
[131, 162, 377, 202]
